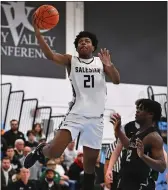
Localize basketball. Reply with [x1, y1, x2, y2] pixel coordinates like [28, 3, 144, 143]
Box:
[34, 5, 59, 30]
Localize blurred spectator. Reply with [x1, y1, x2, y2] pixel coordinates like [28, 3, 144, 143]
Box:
[20, 146, 32, 165]
[14, 139, 25, 159]
[60, 153, 68, 174]
[38, 168, 61, 190]
[25, 130, 38, 149]
[8, 168, 37, 190]
[40, 159, 61, 184]
[5, 146, 22, 172]
[11, 170, 21, 183]
[20, 146, 42, 180]
[1, 136, 8, 159]
[64, 141, 77, 170]
[55, 156, 70, 185]
[1, 128, 5, 135]
[3, 119, 25, 147]
[32, 123, 46, 142]
[68, 152, 83, 183]
[1, 157, 17, 190]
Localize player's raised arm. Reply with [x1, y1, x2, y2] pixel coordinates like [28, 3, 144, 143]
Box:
[98, 48, 120, 84]
[111, 114, 130, 148]
[32, 15, 71, 65]
[106, 141, 123, 183]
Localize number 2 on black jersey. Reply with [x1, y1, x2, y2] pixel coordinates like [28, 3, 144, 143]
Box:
[84, 75, 95, 88]
[126, 150, 132, 162]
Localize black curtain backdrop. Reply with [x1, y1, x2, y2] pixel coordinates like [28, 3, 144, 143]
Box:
[84, 1, 167, 86]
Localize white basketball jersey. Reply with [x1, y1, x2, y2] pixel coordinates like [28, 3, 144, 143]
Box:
[68, 56, 107, 117]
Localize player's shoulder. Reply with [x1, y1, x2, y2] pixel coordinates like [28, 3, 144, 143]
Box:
[147, 131, 163, 140]
[124, 120, 139, 137]
[63, 54, 72, 64]
[64, 54, 72, 58]
[68, 55, 81, 63]
[64, 54, 72, 60]
[94, 56, 105, 69]
[145, 131, 163, 146]
[94, 56, 102, 62]
[124, 120, 138, 130]
[125, 120, 135, 127]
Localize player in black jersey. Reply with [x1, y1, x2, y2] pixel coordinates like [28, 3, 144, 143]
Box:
[105, 120, 140, 190]
[111, 99, 166, 190]
[105, 99, 143, 189]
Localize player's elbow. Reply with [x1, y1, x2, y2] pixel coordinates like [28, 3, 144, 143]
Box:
[44, 52, 55, 61]
[158, 160, 167, 173]
[160, 167, 166, 173]
[112, 76, 120, 84]
[113, 79, 120, 84]
[160, 162, 167, 173]
[45, 54, 52, 60]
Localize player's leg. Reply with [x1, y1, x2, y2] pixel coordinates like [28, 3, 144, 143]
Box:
[42, 129, 72, 158]
[83, 146, 100, 190]
[24, 113, 82, 168]
[81, 117, 104, 190]
[24, 129, 72, 168]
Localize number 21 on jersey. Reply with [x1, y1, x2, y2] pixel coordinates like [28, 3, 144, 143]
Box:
[84, 75, 95, 88]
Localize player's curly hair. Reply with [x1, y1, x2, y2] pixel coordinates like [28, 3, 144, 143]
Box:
[74, 31, 98, 52]
[135, 98, 146, 106]
[140, 99, 162, 122]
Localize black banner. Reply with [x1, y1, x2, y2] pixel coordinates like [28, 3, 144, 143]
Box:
[84, 2, 167, 86]
[1, 1, 66, 79]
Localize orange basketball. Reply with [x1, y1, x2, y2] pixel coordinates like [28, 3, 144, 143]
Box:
[34, 5, 59, 30]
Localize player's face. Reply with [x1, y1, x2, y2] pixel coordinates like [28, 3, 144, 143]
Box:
[77, 37, 94, 57]
[135, 104, 153, 125]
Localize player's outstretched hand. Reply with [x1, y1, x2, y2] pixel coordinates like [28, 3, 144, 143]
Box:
[136, 138, 144, 158]
[110, 113, 121, 132]
[106, 169, 113, 184]
[98, 48, 112, 67]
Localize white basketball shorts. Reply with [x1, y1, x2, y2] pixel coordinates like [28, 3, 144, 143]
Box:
[59, 113, 104, 150]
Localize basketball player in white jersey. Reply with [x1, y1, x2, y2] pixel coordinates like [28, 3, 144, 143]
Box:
[24, 15, 120, 190]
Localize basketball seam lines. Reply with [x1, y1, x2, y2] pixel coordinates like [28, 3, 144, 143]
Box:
[41, 7, 58, 20]
[41, 20, 56, 26]
[41, 13, 59, 20]
[40, 19, 46, 29]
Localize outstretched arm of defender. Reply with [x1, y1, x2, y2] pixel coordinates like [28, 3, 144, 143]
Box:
[33, 15, 71, 65]
[106, 142, 123, 182]
[136, 133, 166, 173]
[111, 114, 130, 148]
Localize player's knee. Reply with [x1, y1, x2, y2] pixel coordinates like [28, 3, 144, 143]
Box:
[48, 151, 62, 159]
[44, 144, 62, 159]
[49, 151, 61, 159]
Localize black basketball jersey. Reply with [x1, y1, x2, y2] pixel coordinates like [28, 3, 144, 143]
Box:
[120, 121, 139, 169]
[119, 127, 158, 188]
[124, 121, 139, 138]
